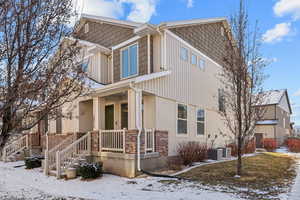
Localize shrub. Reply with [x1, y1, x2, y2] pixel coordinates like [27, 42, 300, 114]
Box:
[77, 162, 103, 179]
[167, 156, 184, 170]
[263, 138, 277, 152]
[287, 138, 300, 153]
[177, 142, 207, 166]
[25, 157, 41, 169]
[227, 139, 256, 157]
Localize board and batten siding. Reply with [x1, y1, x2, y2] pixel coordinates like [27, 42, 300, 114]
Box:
[87, 52, 111, 84]
[136, 31, 230, 155]
[136, 31, 222, 110]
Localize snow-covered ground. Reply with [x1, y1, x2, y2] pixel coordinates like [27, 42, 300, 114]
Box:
[0, 150, 299, 200]
[0, 161, 240, 200]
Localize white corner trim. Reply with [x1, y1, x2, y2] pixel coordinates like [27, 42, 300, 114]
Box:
[112, 36, 141, 51]
[165, 30, 222, 68]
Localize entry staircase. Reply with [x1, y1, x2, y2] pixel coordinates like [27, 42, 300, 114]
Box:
[1, 135, 29, 162]
[44, 132, 91, 178]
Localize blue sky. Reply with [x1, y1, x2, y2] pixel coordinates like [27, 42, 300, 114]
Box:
[79, 0, 300, 125]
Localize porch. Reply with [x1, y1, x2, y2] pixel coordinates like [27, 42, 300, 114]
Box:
[43, 128, 168, 178]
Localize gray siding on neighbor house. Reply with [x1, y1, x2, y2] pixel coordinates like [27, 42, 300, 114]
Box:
[76, 21, 135, 48]
[113, 36, 150, 82]
[169, 22, 230, 66]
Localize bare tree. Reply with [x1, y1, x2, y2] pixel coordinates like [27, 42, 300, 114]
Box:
[0, 0, 86, 149]
[220, 0, 268, 176]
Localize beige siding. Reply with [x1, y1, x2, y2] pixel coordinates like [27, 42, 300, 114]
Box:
[136, 31, 230, 156]
[261, 105, 276, 120]
[255, 125, 275, 139]
[88, 52, 111, 84]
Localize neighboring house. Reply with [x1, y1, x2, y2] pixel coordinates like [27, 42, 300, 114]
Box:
[3, 15, 233, 177]
[293, 125, 300, 136]
[254, 89, 292, 147]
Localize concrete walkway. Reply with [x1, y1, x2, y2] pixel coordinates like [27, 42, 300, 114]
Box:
[288, 153, 300, 200]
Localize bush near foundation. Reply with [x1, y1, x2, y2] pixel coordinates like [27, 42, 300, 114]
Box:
[25, 157, 41, 169]
[286, 138, 300, 153]
[263, 138, 277, 152]
[77, 162, 103, 179]
[227, 139, 256, 157]
[177, 142, 208, 166]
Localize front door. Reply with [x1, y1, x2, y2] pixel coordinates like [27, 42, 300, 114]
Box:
[121, 103, 128, 129]
[255, 133, 263, 148]
[105, 105, 114, 130]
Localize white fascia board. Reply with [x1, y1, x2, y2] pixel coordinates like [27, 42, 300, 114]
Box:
[165, 30, 222, 68]
[160, 18, 227, 28]
[112, 36, 141, 50]
[134, 70, 171, 83]
[81, 14, 142, 28]
[92, 71, 171, 95]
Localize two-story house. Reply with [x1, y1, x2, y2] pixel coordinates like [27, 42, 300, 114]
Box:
[3, 14, 233, 178]
[254, 89, 292, 147]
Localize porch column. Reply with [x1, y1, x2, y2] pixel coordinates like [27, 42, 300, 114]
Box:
[128, 89, 136, 129]
[93, 97, 105, 130]
[128, 88, 142, 130]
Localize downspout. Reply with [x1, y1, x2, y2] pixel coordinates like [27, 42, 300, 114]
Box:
[157, 26, 164, 71]
[129, 82, 142, 171]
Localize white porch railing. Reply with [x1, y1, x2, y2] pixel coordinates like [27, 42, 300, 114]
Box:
[2, 135, 29, 162]
[100, 129, 126, 153]
[56, 132, 91, 178]
[145, 128, 155, 153]
[44, 135, 74, 175]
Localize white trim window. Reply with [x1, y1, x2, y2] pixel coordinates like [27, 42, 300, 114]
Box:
[191, 53, 197, 65]
[196, 109, 205, 135]
[177, 104, 187, 134]
[121, 43, 138, 79]
[79, 60, 89, 73]
[84, 23, 89, 33]
[198, 58, 205, 70]
[180, 47, 188, 61]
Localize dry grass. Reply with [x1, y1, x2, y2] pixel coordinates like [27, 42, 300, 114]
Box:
[178, 153, 297, 199]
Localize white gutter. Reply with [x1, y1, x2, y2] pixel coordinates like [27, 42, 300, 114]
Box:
[147, 34, 151, 74]
[129, 82, 143, 171]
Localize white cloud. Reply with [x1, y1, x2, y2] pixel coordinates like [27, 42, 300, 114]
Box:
[274, 0, 300, 20]
[120, 0, 157, 23]
[74, 0, 158, 23]
[187, 0, 194, 8]
[76, 0, 123, 19]
[262, 22, 291, 43]
[293, 89, 300, 96]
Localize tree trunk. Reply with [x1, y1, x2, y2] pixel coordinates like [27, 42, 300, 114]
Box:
[237, 136, 242, 175]
[0, 107, 13, 151]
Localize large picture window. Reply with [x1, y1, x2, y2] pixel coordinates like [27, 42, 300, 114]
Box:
[121, 44, 138, 78]
[197, 109, 205, 135]
[177, 104, 187, 134]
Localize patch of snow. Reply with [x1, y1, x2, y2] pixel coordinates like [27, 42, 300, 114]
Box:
[0, 161, 242, 200]
[256, 120, 279, 125]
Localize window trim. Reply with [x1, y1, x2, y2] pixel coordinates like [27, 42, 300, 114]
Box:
[84, 23, 89, 33]
[176, 103, 188, 136]
[120, 42, 139, 80]
[191, 53, 197, 65]
[180, 47, 188, 61]
[196, 108, 205, 136]
[198, 58, 206, 71]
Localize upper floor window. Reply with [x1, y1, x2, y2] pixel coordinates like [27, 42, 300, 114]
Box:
[79, 61, 89, 73]
[218, 88, 225, 112]
[191, 54, 197, 65]
[198, 59, 206, 70]
[180, 47, 188, 61]
[121, 44, 138, 78]
[177, 104, 187, 134]
[197, 109, 205, 135]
